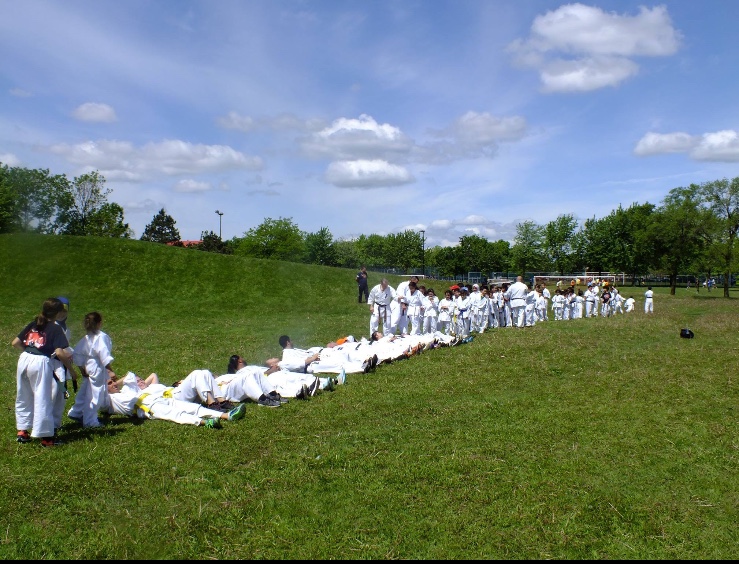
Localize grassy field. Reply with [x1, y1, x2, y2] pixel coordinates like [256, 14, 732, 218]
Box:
[0, 233, 737, 559]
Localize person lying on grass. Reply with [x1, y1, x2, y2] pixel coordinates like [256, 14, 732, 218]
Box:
[105, 372, 245, 428]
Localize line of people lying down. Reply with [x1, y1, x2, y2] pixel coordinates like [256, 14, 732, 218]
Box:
[103, 330, 464, 429]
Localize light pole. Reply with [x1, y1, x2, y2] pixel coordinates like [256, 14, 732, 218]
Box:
[215, 210, 223, 239]
[420, 229, 425, 278]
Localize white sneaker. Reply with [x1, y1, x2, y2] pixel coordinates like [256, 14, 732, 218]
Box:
[337, 368, 346, 386]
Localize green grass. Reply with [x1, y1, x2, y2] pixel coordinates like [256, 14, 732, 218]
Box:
[0, 233, 737, 559]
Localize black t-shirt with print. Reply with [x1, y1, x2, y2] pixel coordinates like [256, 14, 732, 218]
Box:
[17, 321, 69, 357]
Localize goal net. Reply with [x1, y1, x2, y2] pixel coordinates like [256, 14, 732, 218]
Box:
[532, 274, 617, 291]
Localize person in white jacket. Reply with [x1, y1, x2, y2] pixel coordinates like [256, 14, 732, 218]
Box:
[68, 312, 115, 428]
[504, 276, 529, 328]
[106, 372, 245, 428]
[422, 288, 439, 334]
[437, 290, 454, 335]
[368, 279, 396, 336]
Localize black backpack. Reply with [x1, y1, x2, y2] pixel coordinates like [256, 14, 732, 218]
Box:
[680, 328, 694, 339]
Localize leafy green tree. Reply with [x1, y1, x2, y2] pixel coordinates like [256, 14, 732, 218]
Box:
[354, 234, 386, 268]
[698, 177, 739, 297]
[197, 230, 233, 254]
[579, 216, 612, 276]
[304, 226, 337, 266]
[0, 165, 19, 233]
[236, 217, 305, 261]
[510, 220, 546, 275]
[332, 239, 360, 268]
[488, 240, 512, 274]
[544, 214, 577, 274]
[457, 234, 491, 273]
[86, 203, 133, 238]
[649, 185, 709, 294]
[141, 208, 181, 243]
[426, 245, 462, 278]
[1, 164, 71, 233]
[605, 203, 656, 282]
[57, 171, 130, 237]
[384, 230, 423, 272]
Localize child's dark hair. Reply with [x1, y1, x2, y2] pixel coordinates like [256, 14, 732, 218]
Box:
[36, 298, 64, 330]
[227, 355, 240, 374]
[84, 312, 103, 333]
[278, 335, 290, 348]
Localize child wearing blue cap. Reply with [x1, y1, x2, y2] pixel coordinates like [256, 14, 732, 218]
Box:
[52, 297, 77, 431]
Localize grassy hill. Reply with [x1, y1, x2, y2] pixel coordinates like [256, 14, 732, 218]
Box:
[0, 233, 737, 559]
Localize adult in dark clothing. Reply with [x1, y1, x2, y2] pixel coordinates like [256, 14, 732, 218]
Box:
[356, 265, 369, 303]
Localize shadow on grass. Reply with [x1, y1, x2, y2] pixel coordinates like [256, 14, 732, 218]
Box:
[58, 416, 145, 443]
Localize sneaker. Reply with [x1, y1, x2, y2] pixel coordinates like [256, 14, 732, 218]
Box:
[308, 377, 320, 396]
[371, 354, 378, 371]
[268, 391, 288, 404]
[296, 384, 309, 400]
[41, 437, 64, 447]
[228, 403, 247, 420]
[16, 430, 31, 444]
[323, 377, 335, 392]
[204, 417, 222, 429]
[337, 368, 347, 386]
[257, 395, 281, 408]
[218, 400, 236, 412]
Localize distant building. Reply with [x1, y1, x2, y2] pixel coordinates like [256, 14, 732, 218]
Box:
[166, 240, 202, 248]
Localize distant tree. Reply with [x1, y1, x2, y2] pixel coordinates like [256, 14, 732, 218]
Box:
[56, 171, 130, 237]
[86, 203, 133, 238]
[428, 245, 463, 278]
[197, 230, 233, 254]
[649, 185, 709, 294]
[544, 214, 577, 274]
[354, 234, 386, 268]
[236, 217, 305, 261]
[698, 177, 739, 297]
[1, 164, 70, 233]
[510, 220, 546, 275]
[384, 230, 423, 272]
[333, 239, 360, 268]
[141, 208, 181, 244]
[304, 226, 337, 266]
[0, 165, 18, 233]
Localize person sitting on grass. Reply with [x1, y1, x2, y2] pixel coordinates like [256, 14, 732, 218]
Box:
[105, 372, 245, 428]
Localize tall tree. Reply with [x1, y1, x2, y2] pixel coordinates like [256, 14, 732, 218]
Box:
[57, 171, 130, 236]
[698, 177, 739, 297]
[1, 164, 70, 233]
[236, 217, 305, 261]
[544, 214, 577, 274]
[304, 226, 337, 266]
[141, 208, 181, 243]
[510, 220, 546, 275]
[0, 165, 18, 233]
[86, 202, 133, 238]
[650, 185, 709, 294]
[197, 230, 233, 254]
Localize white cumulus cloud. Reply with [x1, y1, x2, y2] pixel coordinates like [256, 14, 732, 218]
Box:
[635, 130, 739, 162]
[0, 153, 21, 166]
[72, 102, 118, 123]
[691, 130, 739, 162]
[302, 114, 413, 160]
[508, 3, 681, 93]
[49, 139, 262, 178]
[325, 159, 415, 188]
[634, 132, 696, 156]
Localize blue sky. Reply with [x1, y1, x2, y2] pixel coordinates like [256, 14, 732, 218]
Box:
[2, 1, 738, 246]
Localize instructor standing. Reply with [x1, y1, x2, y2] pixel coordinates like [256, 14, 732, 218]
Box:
[356, 265, 369, 303]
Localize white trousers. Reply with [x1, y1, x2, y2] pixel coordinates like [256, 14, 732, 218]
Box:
[68, 367, 108, 427]
[16, 352, 55, 438]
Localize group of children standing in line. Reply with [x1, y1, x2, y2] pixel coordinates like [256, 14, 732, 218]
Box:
[368, 276, 653, 340]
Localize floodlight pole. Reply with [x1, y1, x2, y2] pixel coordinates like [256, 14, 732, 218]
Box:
[420, 229, 425, 278]
[215, 210, 224, 239]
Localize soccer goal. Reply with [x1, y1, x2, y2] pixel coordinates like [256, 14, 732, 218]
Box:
[532, 274, 617, 291]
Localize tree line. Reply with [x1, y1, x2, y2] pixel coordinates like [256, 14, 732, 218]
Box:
[2, 163, 737, 296]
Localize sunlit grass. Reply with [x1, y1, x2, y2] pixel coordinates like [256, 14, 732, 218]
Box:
[0, 233, 736, 559]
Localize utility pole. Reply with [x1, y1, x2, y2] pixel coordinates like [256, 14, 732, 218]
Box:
[215, 210, 224, 239]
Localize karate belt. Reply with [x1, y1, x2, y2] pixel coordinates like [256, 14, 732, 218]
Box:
[135, 388, 174, 414]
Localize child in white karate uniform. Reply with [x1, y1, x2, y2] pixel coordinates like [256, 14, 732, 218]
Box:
[69, 312, 114, 428]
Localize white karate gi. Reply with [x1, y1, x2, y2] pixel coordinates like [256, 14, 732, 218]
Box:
[505, 281, 528, 328]
[368, 283, 396, 335]
[644, 289, 654, 313]
[437, 298, 454, 335]
[216, 367, 276, 402]
[107, 377, 224, 426]
[170, 369, 220, 404]
[69, 330, 113, 428]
